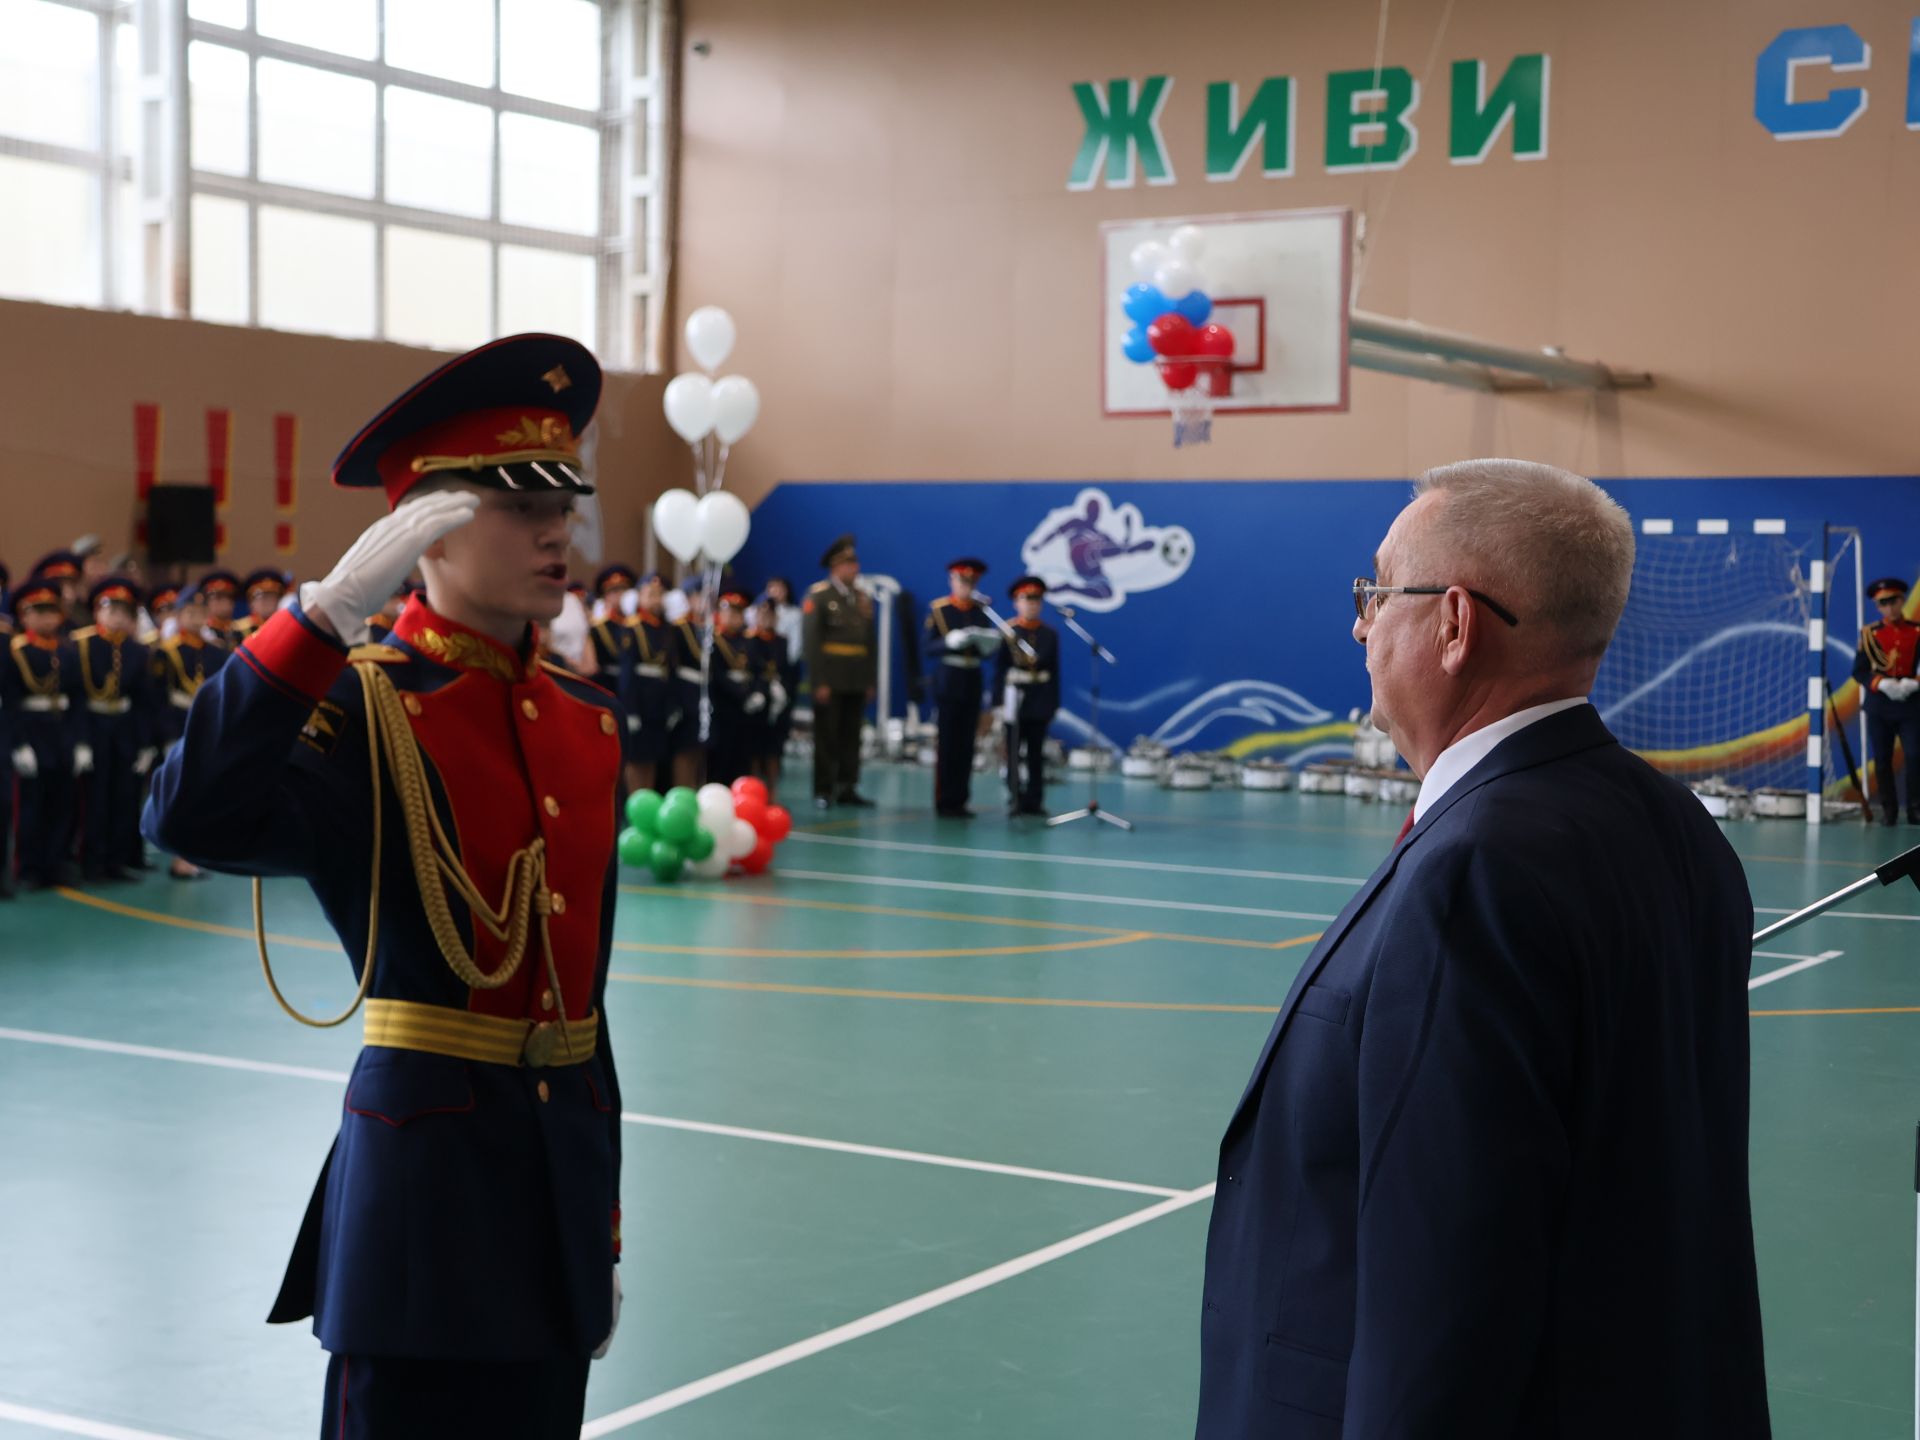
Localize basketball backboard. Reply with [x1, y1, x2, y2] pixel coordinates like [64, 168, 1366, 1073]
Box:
[1101, 207, 1351, 418]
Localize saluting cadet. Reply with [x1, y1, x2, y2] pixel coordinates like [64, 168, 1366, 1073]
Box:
[923, 558, 1000, 818]
[143, 334, 626, 1438]
[994, 576, 1062, 817]
[1854, 576, 1920, 825]
[150, 583, 227, 879]
[619, 573, 675, 795]
[803, 534, 877, 810]
[706, 588, 771, 787]
[234, 568, 290, 643]
[747, 594, 796, 792]
[197, 569, 242, 651]
[72, 576, 157, 881]
[4, 578, 83, 889]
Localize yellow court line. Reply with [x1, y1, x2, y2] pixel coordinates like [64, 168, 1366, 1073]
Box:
[613, 933, 1147, 960]
[619, 882, 1322, 952]
[54, 886, 337, 952]
[610, 972, 1281, 1014]
[1749, 1005, 1920, 1017]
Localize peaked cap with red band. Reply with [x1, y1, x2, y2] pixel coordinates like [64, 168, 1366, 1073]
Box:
[88, 576, 140, 610]
[332, 333, 602, 508]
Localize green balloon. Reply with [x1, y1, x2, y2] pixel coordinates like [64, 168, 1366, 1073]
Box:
[617, 827, 651, 868]
[648, 837, 685, 883]
[656, 799, 698, 843]
[624, 789, 663, 836]
[662, 786, 698, 812]
[684, 824, 716, 861]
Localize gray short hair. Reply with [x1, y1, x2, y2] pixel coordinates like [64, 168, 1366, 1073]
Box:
[1411, 459, 1635, 659]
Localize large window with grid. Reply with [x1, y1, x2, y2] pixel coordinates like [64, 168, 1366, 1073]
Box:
[0, 0, 669, 369]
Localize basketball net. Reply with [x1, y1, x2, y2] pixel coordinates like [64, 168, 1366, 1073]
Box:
[1155, 357, 1231, 448]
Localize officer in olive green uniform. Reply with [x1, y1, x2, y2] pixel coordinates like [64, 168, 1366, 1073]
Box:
[803, 534, 877, 810]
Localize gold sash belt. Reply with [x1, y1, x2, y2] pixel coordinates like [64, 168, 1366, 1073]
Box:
[363, 997, 598, 1068]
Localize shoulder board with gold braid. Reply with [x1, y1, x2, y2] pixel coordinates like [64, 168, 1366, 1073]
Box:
[1861, 625, 1889, 669]
[348, 643, 409, 665]
[9, 633, 28, 654]
[70, 625, 99, 641]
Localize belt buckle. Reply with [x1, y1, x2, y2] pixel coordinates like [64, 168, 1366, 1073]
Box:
[522, 1021, 564, 1068]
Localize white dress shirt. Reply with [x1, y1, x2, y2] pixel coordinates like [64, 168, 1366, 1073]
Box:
[1411, 696, 1591, 823]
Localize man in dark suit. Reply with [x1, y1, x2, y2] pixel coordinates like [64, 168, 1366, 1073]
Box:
[1197, 459, 1770, 1439]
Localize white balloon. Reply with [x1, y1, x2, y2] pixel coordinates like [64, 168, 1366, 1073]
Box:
[684, 307, 737, 373]
[710, 375, 761, 447]
[650, 488, 701, 565]
[1168, 225, 1207, 265]
[1153, 260, 1202, 299]
[726, 818, 757, 861]
[694, 490, 751, 565]
[696, 784, 736, 835]
[663, 372, 715, 443]
[687, 850, 731, 880]
[1129, 241, 1171, 283]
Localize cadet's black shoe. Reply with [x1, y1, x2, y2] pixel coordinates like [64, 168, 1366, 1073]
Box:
[937, 807, 974, 819]
[840, 793, 877, 808]
[1018, 803, 1048, 816]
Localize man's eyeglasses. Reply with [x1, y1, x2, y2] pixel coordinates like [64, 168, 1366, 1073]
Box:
[1352, 579, 1520, 627]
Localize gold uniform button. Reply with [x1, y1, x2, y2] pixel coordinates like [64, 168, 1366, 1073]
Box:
[599, 713, 616, 735]
[549, 892, 567, 915]
[402, 694, 422, 716]
[543, 795, 560, 818]
[521, 698, 539, 720]
[536, 1080, 550, 1103]
[539, 988, 555, 1012]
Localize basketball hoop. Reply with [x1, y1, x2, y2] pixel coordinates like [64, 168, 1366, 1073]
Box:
[1155, 356, 1232, 448]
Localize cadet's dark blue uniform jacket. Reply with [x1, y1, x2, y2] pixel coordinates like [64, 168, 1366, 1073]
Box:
[143, 597, 624, 1362]
[1198, 704, 1770, 1439]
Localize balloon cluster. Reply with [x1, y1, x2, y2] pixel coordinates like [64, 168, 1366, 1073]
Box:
[619, 778, 793, 883]
[652, 488, 749, 568]
[1119, 225, 1236, 395]
[663, 307, 760, 459]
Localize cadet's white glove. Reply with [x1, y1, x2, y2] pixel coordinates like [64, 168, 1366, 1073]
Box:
[74, 744, 94, 776]
[970, 628, 1003, 655]
[1883, 676, 1920, 701]
[11, 745, 36, 778]
[625, 713, 640, 733]
[300, 490, 480, 647]
[133, 746, 158, 776]
[769, 681, 788, 718]
[592, 1268, 622, 1360]
[943, 628, 971, 652]
[745, 692, 767, 715]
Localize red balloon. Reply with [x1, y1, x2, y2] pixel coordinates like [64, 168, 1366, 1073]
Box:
[734, 793, 769, 834]
[1195, 323, 1235, 359]
[1158, 361, 1198, 392]
[762, 804, 793, 842]
[730, 776, 768, 807]
[741, 837, 775, 874]
[1146, 314, 1196, 357]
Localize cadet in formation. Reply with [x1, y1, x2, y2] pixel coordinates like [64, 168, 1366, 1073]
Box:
[994, 575, 1061, 817]
[923, 558, 1000, 818]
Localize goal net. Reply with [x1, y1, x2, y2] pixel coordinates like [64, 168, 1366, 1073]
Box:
[1593, 525, 1866, 800]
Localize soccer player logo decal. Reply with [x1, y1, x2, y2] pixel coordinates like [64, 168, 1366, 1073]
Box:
[1018, 487, 1194, 612]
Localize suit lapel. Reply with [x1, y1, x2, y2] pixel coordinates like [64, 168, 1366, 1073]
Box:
[1225, 704, 1617, 1134]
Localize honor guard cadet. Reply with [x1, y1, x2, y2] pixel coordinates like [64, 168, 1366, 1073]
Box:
[1854, 576, 1920, 824]
[72, 577, 158, 880]
[994, 576, 1061, 817]
[143, 334, 626, 1438]
[234, 568, 290, 642]
[923, 558, 1000, 818]
[803, 534, 878, 809]
[4, 578, 83, 889]
[197, 569, 242, 650]
[747, 594, 796, 791]
[706, 588, 770, 787]
[28, 549, 85, 632]
[150, 583, 227, 880]
[623, 572, 676, 794]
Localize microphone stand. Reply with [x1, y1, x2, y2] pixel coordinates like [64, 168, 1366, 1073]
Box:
[1048, 606, 1129, 831]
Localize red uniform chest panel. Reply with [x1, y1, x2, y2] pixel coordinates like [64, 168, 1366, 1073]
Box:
[1873, 621, 1919, 678]
[408, 668, 620, 1020]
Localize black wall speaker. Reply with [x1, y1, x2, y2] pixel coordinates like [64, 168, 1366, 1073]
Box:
[147, 485, 217, 566]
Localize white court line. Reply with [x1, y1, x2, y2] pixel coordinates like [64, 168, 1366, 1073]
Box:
[580, 1182, 1217, 1436]
[1753, 906, 1920, 923]
[0, 1400, 183, 1440]
[1748, 950, 1846, 990]
[622, 1111, 1182, 1199]
[776, 869, 1340, 923]
[0, 1028, 1175, 1198]
[1751, 950, 1828, 962]
[786, 832, 1369, 887]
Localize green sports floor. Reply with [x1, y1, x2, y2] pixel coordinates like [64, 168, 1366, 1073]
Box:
[1, 765, 1916, 1439]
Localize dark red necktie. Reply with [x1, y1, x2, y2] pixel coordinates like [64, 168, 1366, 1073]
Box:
[1394, 807, 1416, 845]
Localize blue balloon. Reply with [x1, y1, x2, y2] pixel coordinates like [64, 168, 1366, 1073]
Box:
[1122, 325, 1155, 364]
[1175, 290, 1213, 325]
[1123, 283, 1172, 325]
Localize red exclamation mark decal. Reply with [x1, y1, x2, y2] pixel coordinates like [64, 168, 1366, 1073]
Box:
[206, 407, 232, 553]
[273, 413, 298, 556]
[133, 403, 161, 547]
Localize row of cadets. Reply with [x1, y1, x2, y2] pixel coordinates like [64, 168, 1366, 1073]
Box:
[995, 575, 1062, 816]
[922, 557, 999, 818]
